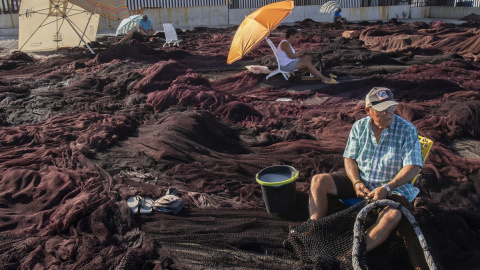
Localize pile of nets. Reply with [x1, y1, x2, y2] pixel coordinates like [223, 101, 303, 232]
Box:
[1, 19, 479, 269]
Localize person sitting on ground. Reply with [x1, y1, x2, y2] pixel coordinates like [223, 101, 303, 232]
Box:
[139, 15, 155, 36]
[309, 87, 423, 252]
[278, 28, 338, 84]
[333, 8, 346, 23]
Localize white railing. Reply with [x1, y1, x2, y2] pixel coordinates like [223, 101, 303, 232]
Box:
[3, 0, 477, 13]
[0, 0, 20, 13]
[125, 0, 227, 10]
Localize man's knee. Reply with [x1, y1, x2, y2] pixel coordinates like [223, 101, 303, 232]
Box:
[382, 208, 402, 227]
[311, 174, 325, 187]
[310, 173, 334, 192]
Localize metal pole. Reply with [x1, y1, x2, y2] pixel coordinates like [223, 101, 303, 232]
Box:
[56, 3, 96, 54]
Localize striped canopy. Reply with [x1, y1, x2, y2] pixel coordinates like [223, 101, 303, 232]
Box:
[319, 1, 341, 13]
[68, 0, 129, 20]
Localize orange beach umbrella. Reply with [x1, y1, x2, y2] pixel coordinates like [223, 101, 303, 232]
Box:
[227, 1, 294, 64]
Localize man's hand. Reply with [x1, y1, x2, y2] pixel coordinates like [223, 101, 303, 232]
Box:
[366, 186, 388, 201]
[354, 182, 370, 198]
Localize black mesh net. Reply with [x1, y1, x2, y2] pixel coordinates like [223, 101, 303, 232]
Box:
[139, 208, 306, 270]
[284, 195, 443, 270]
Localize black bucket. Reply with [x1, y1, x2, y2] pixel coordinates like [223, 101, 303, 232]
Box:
[256, 165, 298, 213]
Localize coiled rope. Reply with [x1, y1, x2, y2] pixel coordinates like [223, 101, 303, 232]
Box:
[351, 199, 438, 270]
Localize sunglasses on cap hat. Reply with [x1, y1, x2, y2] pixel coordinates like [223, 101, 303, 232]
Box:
[371, 105, 397, 115]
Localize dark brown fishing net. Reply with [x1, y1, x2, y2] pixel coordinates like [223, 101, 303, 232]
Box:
[1, 19, 480, 269]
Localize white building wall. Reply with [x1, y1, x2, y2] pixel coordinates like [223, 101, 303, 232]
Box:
[0, 13, 17, 29]
[410, 6, 431, 19]
[429, 6, 479, 18]
[2, 6, 479, 31]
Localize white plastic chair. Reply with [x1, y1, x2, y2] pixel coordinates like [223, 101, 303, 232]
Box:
[163, 23, 183, 47]
[265, 38, 296, 80]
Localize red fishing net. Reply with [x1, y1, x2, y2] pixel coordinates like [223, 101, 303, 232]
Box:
[0, 19, 479, 269]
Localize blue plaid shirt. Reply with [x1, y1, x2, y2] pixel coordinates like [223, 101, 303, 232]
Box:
[343, 115, 423, 201]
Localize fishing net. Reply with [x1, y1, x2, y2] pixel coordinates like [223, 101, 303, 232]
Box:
[1, 19, 480, 270]
[285, 195, 442, 270]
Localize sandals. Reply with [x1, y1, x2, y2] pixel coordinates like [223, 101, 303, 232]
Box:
[323, 78, 339, 84]
[127, 196, 154, 214]
[127, 196, 140, 214]
[139, 197, 154, 214]
[303, 72, 339, 84]
[127, 187, 184, 215]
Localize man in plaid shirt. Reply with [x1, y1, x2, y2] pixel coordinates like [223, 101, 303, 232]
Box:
[309, 87, 423, 252]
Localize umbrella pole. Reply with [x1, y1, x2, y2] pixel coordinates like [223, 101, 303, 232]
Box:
[64, 17, 95, 54]
[78, 13, 94, 49]
[55, 2, 96, 55]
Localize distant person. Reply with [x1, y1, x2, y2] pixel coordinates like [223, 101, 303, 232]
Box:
[278, 29, 338, 84]
[139, 15, 155, 36]
[333, 8, 346, 23]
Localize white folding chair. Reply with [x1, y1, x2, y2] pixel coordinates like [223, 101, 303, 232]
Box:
[265, 38, 296, 81]
[163, 23, 183, 47]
